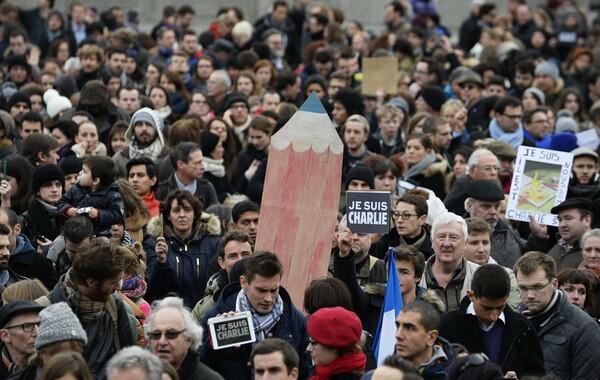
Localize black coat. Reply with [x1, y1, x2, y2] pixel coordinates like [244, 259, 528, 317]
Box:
[19, 200, 64, 251]
[372, 227, 434, 260]
[9, 235, 57, 290]
[440, 297, 546, 378]
[179, 349, 223, 380]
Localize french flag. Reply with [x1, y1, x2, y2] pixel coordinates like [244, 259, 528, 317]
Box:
[373, 246, 403, 366]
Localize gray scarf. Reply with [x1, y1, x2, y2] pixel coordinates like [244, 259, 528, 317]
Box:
[129, 138, 163, 162]
[404, 151, 436, 182]
[236, 289, 284, 342]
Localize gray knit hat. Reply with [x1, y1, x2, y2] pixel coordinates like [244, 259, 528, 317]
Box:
[534, 61, 559, 81]
[35, 302, 88, 350]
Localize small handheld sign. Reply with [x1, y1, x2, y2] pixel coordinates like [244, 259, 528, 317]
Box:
[346, 191, 390, 234]
[208, 311, 256, 350]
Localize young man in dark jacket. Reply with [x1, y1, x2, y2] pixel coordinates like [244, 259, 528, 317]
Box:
[440, 264, 545, 378]
[201, 252, 310, 380]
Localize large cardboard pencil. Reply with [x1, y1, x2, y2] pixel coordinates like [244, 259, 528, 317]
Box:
[255, 93, 343, 306]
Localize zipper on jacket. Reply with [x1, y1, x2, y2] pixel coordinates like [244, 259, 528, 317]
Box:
[176, 256, 180, 279]
[196, 258, 200, 279]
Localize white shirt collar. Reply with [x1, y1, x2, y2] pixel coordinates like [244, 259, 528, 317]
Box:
[467, 301, 505, 332]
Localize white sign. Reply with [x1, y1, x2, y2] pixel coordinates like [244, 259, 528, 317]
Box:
[576, 129, 599, 151]
[208, 311, 256, 350]
[506, 146, 573, 226]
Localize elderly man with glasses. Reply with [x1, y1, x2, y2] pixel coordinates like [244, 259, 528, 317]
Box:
[0, 301, 43, 378]
[514, 251, 600, 379]
[145, 297, 223, 380]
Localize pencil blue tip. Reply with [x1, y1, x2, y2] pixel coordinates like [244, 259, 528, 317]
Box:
[299, 92, 327, 114]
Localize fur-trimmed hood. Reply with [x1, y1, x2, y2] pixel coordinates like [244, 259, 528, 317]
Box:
[422, 154, 448, 178]
[146, 212, 221, 238]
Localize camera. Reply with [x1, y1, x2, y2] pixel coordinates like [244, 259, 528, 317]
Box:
[78, 207, 92, 214]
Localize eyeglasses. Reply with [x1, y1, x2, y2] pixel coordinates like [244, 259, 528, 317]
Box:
[308, 338, 320, 346]
[531, 119, 549, 124]
[503, 113, 522, 120]
[4, 321, 40, 332]
[476, 165, 500, 172]
[518, 279, 552, 294]
[192, 100, 208, 105]
[392, 212, 419, 220]
[459, 353, 489, 373]
[148, 329, 186, 340]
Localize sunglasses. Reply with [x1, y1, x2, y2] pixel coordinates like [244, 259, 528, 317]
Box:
[148, 329, 186, 341]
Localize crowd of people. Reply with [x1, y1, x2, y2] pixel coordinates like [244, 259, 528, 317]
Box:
[0, 0, 599, 379]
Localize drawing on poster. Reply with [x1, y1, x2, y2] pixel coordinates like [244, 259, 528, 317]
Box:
[517, 161, 560, 213]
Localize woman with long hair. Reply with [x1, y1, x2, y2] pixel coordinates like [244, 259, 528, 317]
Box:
[401, 133, 448, 198]
[160, 70, 191, 117]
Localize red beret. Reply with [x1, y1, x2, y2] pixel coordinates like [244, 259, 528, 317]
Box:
[307, 307, 362, 349]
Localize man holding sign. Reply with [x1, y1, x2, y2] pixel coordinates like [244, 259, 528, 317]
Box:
[201, 252, 309, 380]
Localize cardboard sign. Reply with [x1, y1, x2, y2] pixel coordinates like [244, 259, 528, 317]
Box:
[208, 311, 256, 350]
[361, 57, 399, 96]
[506, 146, 573, 226]
[576, 129, 599, 151]
[346, 191, 390, 233]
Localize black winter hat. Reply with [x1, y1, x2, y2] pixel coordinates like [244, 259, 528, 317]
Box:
[32, 164, 65, 194]
[59, 155, 83, 176]
[418, 86, 446, 113]
[8, 91, 31, 110]
[345, 163, 375, 190]
[6, 55, 31, 75]
[225, 92, 249, 110]
[200, 130, 220, 157]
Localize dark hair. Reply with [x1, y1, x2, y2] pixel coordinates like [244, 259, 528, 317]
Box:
[70, 240, 126, 284]
[422, 116, 447, 136]
[514, 251, 557, 280]
[274, 71, 298, 92]
[149, 85, 171, 107]
[406, 133, 432, 151]
[169, 141, 200, 168]
[332, 88, 365, 117]
[251, 338, 299, 375]
[49, 120, 77, 141]
[395, 194, 428, 217]
[167, 119, 202, 147]
[401, 300, 440, 331]
[384, 244, 426, 279]
[83, 156, 117, 187]
[40, 351, 93, 380]
[515, 59, 535, 75]
[63, 215, 94, 244]
[304, 278, 353, 316]
[107, 121, 128, 156]
[466, 217, 492, 238]
[363, 154, 401, 178]
[4, 158, 34, 211]
[126, 157, 158, 180]
[304, 74, 328, 94]
[493, 96, 522, 114]
[232, 200, 260, 223]
[472, 264, 511, 299]
[243, 251, 283, 283]
[177, 4, 195, 16]
[557, 268, 597, 315]
[480, 4, 497, 16]
[21, 111, 44, 126]
[0, 223, 10, 236]
[218, 230, 251, 260]
[522, 107, 548, 125]
[381, 355, 421, 377]
[487, 75, 507, 88]
[20, 133, 58, 165]
[0, 207, 18, 229]
[161, 189, 203, 224]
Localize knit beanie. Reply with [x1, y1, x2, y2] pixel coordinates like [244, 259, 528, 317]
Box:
[6, 55, 31, 75]
[35, 302, 87, 350]
[345, 164, 375, 190]
[200, 130, 220, 157]
[550, 132, 578, 152]
[225, 92, 249, 110]
[523, 87, 545, 105]
[79, 80, 109, 107]
[32, 164, 65, 194]
[8, 92, 31, 110]
[59, 155, 83, 176]
[130, 107, 159, 131]
[418, 86, 446, 112]
[388, 97, 410, 115]
[535, 61, 559, 81]
[307, 307, 362, 348]
[555, 114, 579, 134]
[45, 88, 72, 119]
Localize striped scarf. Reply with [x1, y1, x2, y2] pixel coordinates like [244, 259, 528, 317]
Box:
[236, 289, 283, 342]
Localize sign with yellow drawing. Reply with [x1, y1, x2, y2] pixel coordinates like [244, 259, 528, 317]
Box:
[506, 147, 573, 226]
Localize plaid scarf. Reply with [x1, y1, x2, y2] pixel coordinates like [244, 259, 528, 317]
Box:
[64, 271, 121, 349]
[236, 289, 283, 342]
[129, 138, 163, 162]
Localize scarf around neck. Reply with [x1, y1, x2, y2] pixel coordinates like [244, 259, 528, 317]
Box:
[404, 151, 436, 181]
[489, 118, 524, 149]
[203, 157, 226, 178]
[236, 288, 284, 342]
[129, 137, 164, 162]
[121, 273, 147, 299]
[311, 352, 367, 380]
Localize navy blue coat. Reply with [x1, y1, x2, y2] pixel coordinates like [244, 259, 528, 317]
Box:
[200, 283, 310, 380]
[57, 182, 124, 236]
[144, 214, 220, 309]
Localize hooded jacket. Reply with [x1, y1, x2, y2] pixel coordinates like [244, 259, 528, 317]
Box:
[201, 282, 310, 380]
[143, 213, 220, 308]
[9, 234, 57, 290]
